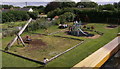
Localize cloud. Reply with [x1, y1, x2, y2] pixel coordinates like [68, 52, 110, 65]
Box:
[92, 0, 119, 2]
[2, 0, 119, 2]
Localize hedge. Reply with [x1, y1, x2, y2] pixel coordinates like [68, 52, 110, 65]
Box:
[47, 8, 120, 24]
[2, 10, 39, 23]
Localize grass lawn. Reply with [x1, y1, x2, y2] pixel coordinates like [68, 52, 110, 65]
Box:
[2, 52, 41, 67]
[2, 23, 119, 67]
[8, 34, 80, 61]
[2, 21, 26, 29]
[32, 25, 67, 34]
[46, 23, 119, 67]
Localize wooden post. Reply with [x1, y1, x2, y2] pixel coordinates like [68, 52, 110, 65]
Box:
[5, 18, 32, 50]
[17, 39, 19, 45]
[17, 34, 26, 47]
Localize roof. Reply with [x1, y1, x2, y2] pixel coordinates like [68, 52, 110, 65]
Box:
[54, 16, 59, 19]
[2, 8, 32, 12]
[17, 8, 30, 11]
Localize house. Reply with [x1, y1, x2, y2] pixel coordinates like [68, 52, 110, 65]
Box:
[2, 7, 34, 12]
[17, 8, 33, 12]
[52, 16, 59, 20]
[54, 16, 59, 19]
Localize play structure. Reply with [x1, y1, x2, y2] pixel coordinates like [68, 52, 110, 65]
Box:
[58, 24, 68, 29]
[68, 20, 89, 36]
[5, 18, 32, 50]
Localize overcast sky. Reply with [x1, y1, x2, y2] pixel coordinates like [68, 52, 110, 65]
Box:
[1, 0, 119, 7]
[2, 0, 120, 2]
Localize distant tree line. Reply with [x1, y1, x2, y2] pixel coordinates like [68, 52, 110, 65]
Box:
[47, 7, 120, 24]
[2, 1, 120, 24]
[2, 5, 20, 9]
[2, 10, 39, 23]
[46, 1, 120, 24]
[23, 5, 45, 14]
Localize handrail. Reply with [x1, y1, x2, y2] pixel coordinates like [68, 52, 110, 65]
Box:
[72, 37, 120, 69]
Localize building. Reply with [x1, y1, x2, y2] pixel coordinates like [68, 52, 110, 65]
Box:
[1, 8, 34, 12]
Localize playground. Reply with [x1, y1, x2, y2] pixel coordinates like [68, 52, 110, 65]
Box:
[9, 34, 81, 61]
[2, 18, 119, 67]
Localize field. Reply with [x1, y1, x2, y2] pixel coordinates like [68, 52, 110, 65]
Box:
[9, 34, 81, 61]
[1, 21, 120, 67]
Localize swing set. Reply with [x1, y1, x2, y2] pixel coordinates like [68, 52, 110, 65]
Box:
[5, 18, 32, 50]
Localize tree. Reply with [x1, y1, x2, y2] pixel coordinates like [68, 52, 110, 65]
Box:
[47, 8, 62, 18]
[28, 11, 39, 19]
[2, 11, 30, 23]
[24, 6, 38, 9]
[114, 2, 120, 10]
[76, 2, 98, 8]
[60, 2, 76, 8]
[59, 15, 66, 24]
[2, 5, 13, 9]
[63, 12, 75, 22]
[59, 12, 75, 24]
[44, 1, 76, 13]
[44, 2, 61, 13]
[99, 4, 115, 11]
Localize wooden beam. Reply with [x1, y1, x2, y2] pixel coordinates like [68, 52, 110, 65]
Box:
[17, 38, 20, 45]
[71, 37, 120, 69]
[5, 18, 32, 50]
[17, 34, 26, 47]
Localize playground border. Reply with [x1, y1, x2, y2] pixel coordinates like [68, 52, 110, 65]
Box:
[0, 49, 45, 65]
[2, 34, 84, 65]
[47, 41, 84, 63]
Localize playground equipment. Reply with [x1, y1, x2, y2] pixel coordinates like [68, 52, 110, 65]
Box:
[5, 18, 32, 50]
[68, 21, 88, 36]
[59, 24, 68, 29]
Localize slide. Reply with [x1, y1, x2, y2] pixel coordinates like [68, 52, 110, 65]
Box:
[78, 28, 88, 36]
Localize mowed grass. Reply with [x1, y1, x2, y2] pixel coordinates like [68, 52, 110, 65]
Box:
[32, 25, 66, 34]
[2, 52, 41, 67]
[2, 23, 119, 67]
[7, 35, 80, 61]
[46, 23, 119, 67]
[2, 21, 26, 29]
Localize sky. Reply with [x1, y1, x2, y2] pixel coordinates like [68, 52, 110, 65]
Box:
[1, 0, 120, 7]
[2, 0, 120, 2]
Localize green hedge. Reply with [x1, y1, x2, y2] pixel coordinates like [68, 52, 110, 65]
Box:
[27, 11, 39, 19]
[2, 11, 39, 23]
[2, 10, 30, 23]
[25, 18, 55, 32]
[47, 8, 120, 24]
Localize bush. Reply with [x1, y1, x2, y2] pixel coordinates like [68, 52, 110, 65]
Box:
[59, 12, 75, 24]
[52, 19, 60, 25]
[47, 7, 119, 24]
[25, 18, 55, 32]
[2, 10, 30, 23]
[47, 8, 62, 18]
[2, 28, 19, 37]
[27, 11, 39, 19]
[47, 8, 75, 18]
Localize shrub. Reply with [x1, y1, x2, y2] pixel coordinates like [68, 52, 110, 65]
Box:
[27, 11, 39, 19]
[2, 10, 30, 23]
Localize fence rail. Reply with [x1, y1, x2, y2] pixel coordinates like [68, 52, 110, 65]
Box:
[72, 36, 120, 69]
